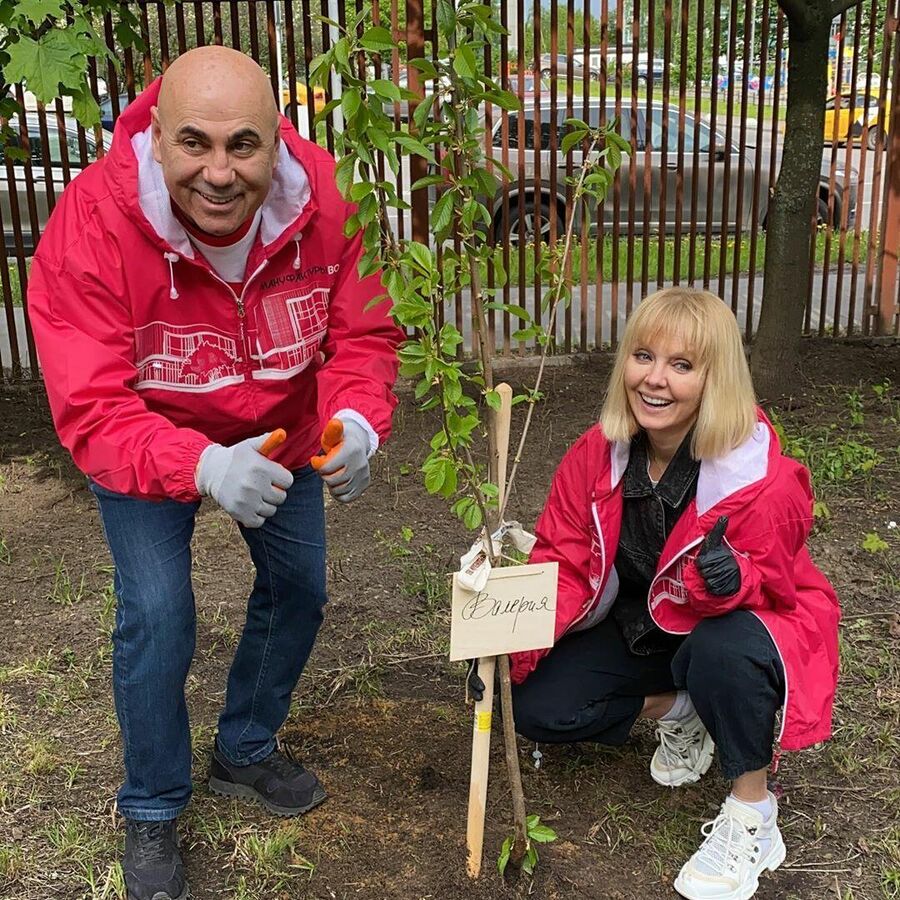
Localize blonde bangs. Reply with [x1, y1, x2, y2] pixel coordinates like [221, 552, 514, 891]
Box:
[600, 287, 758, 459]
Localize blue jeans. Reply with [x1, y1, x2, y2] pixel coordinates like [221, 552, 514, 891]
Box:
[90, 466, 327, 822]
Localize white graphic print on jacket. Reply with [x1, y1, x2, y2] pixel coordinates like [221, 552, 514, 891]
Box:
[134, 287, 329, 391]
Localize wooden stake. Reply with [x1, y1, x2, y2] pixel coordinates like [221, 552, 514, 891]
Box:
[466, 383, 513, 878]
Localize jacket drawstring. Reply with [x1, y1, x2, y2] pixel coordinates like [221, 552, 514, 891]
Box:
[292, 233, 302, 270]
[163, 252, 180, 299]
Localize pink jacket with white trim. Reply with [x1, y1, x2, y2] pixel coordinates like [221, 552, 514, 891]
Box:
[27, 77, 403, 501]
[510, 412, 841, 753]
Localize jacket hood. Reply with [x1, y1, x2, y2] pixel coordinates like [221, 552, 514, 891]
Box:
[104, 76, 316, 258]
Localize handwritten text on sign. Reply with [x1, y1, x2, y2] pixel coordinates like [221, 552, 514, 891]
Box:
[449, 562, 558, 661]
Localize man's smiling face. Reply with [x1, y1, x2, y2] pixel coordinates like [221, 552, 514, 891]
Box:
[151, 47, 280, 236]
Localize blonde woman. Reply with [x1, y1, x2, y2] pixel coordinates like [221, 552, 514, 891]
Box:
[508, 287, 840, 900]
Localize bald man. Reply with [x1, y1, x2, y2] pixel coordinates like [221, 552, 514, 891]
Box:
[28, 46, 402, 900]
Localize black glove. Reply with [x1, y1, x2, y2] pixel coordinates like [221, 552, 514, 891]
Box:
[695, 515, 741, 596]
[467, 659, 485, 702]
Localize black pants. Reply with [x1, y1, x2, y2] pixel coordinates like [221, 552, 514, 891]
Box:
[511, 610, 785, 780]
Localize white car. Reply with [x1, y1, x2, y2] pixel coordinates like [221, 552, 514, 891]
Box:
[2, 117, 113, 254]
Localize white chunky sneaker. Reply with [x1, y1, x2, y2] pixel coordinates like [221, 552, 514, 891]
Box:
[650, 710, 715, 787]
[674, 793, 786, 900]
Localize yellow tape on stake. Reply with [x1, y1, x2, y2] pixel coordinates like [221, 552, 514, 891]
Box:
[475, 711, 492, 732]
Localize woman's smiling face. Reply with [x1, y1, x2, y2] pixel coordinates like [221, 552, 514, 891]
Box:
[623, 332, 706, 449]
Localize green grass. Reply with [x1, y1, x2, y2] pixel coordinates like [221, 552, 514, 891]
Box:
[474, 229, 870, 289]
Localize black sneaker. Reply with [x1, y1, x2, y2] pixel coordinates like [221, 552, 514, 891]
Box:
[208, 743, 327, 817]
[123, 819, 188, 900]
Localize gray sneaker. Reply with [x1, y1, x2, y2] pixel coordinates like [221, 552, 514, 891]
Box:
[123, 819, 188, 900]
[209, 743, 327, 817]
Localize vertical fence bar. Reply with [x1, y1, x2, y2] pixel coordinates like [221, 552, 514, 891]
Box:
[640, 0, 654, 298]
[846, 0, 879, 336]
[406, 0, 428, 244]
[531, 0, 543, 341]
[875, 1, 900, 335]
[228, 0, 243, 50]
[607, 0, 621, 348]
[578, 0, 594, 352]
[728, 0, 752, 315]
[703, 0, 722, 288]
[745, 0, 770, 340]
[671, 0, 688, 286]
[833, 7, 863, 336]
[687, 0, 703, 285]
[655, 0, 672, 288]
[716, 0, 737, 301]
[625, 0, 639, 319]
[175, 0, 189, 54]
[596, 0, 610, 348]
[818, 15, 847, 336]
[862, 4, 893, 334]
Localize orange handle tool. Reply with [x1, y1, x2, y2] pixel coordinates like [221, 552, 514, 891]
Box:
[310, 419, 344, 471]
[260, 428, 287, 458]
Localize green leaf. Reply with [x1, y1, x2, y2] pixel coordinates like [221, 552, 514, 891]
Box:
[484, 389, 501, 411]
[437, 0, 457, 38]
[368, 124, 392, 156]
[14, 0, 64, 27]
[5, 32, 84, 104]
[607, 141, 622, 170]
[360, 25, 396, 52]
[349, 181, 374, 202]
[561, 129, 588, 155]
[861, 532, 888, 553]
[522, 845, 538, 875]
[497, 836, 512, 876]
[431, 191, 453, 233]
[528, 824, 558, 843]
[488, 89, 521, 112]
[409, 173, 446, 191]
[333, 37, 350, 70]
[335, 155, 356, 198]
[462, 502, 482, 530]
[370, 78, 402, 103]
[408, 57, 439, 80]
[412, 94, 435, 134]
[453, 44, 479, 80]
[341, 87, 362, 121]
[69, 85, 100, 129]
[812, 500, 831, 520]
[393, 132, 435, 163]
[406, 241, 433, 276]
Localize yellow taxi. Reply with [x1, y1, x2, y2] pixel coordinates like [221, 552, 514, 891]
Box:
[824, 91, 890, 149]
[282, 82, 327, 116]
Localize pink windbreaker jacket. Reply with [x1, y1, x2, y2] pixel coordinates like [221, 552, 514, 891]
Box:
[27, 77, 403, 501]
[510, 413, 841, 752]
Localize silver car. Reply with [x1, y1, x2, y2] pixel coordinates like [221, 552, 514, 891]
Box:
[490, 101, 856, 242]
[2, 117, 113, 254]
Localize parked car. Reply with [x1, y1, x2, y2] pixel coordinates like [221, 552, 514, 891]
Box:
[824, 91, 890, 149]
[636, 57, 667, 83]
[490, 102, 856, 243]
[1, 117, 113, 254]
[538, 53, 601, 81]
[99, 91, 134, 131]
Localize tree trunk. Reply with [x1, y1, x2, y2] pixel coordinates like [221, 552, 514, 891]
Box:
[751, 2, 832, 402]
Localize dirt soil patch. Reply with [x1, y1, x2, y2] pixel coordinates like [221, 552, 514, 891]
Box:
[1, 340, 898, 900]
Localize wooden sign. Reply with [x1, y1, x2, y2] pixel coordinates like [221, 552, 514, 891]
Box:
[449, 562, 558, 662]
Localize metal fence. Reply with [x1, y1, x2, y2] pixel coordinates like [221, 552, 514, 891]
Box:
[2, 0, 898, 381]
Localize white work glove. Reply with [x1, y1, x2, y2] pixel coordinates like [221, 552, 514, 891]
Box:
[195, 433, 294, 528]
[310, 419, 371, 503]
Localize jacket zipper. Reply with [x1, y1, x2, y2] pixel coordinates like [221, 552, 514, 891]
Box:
[208, 259, 269, 367]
